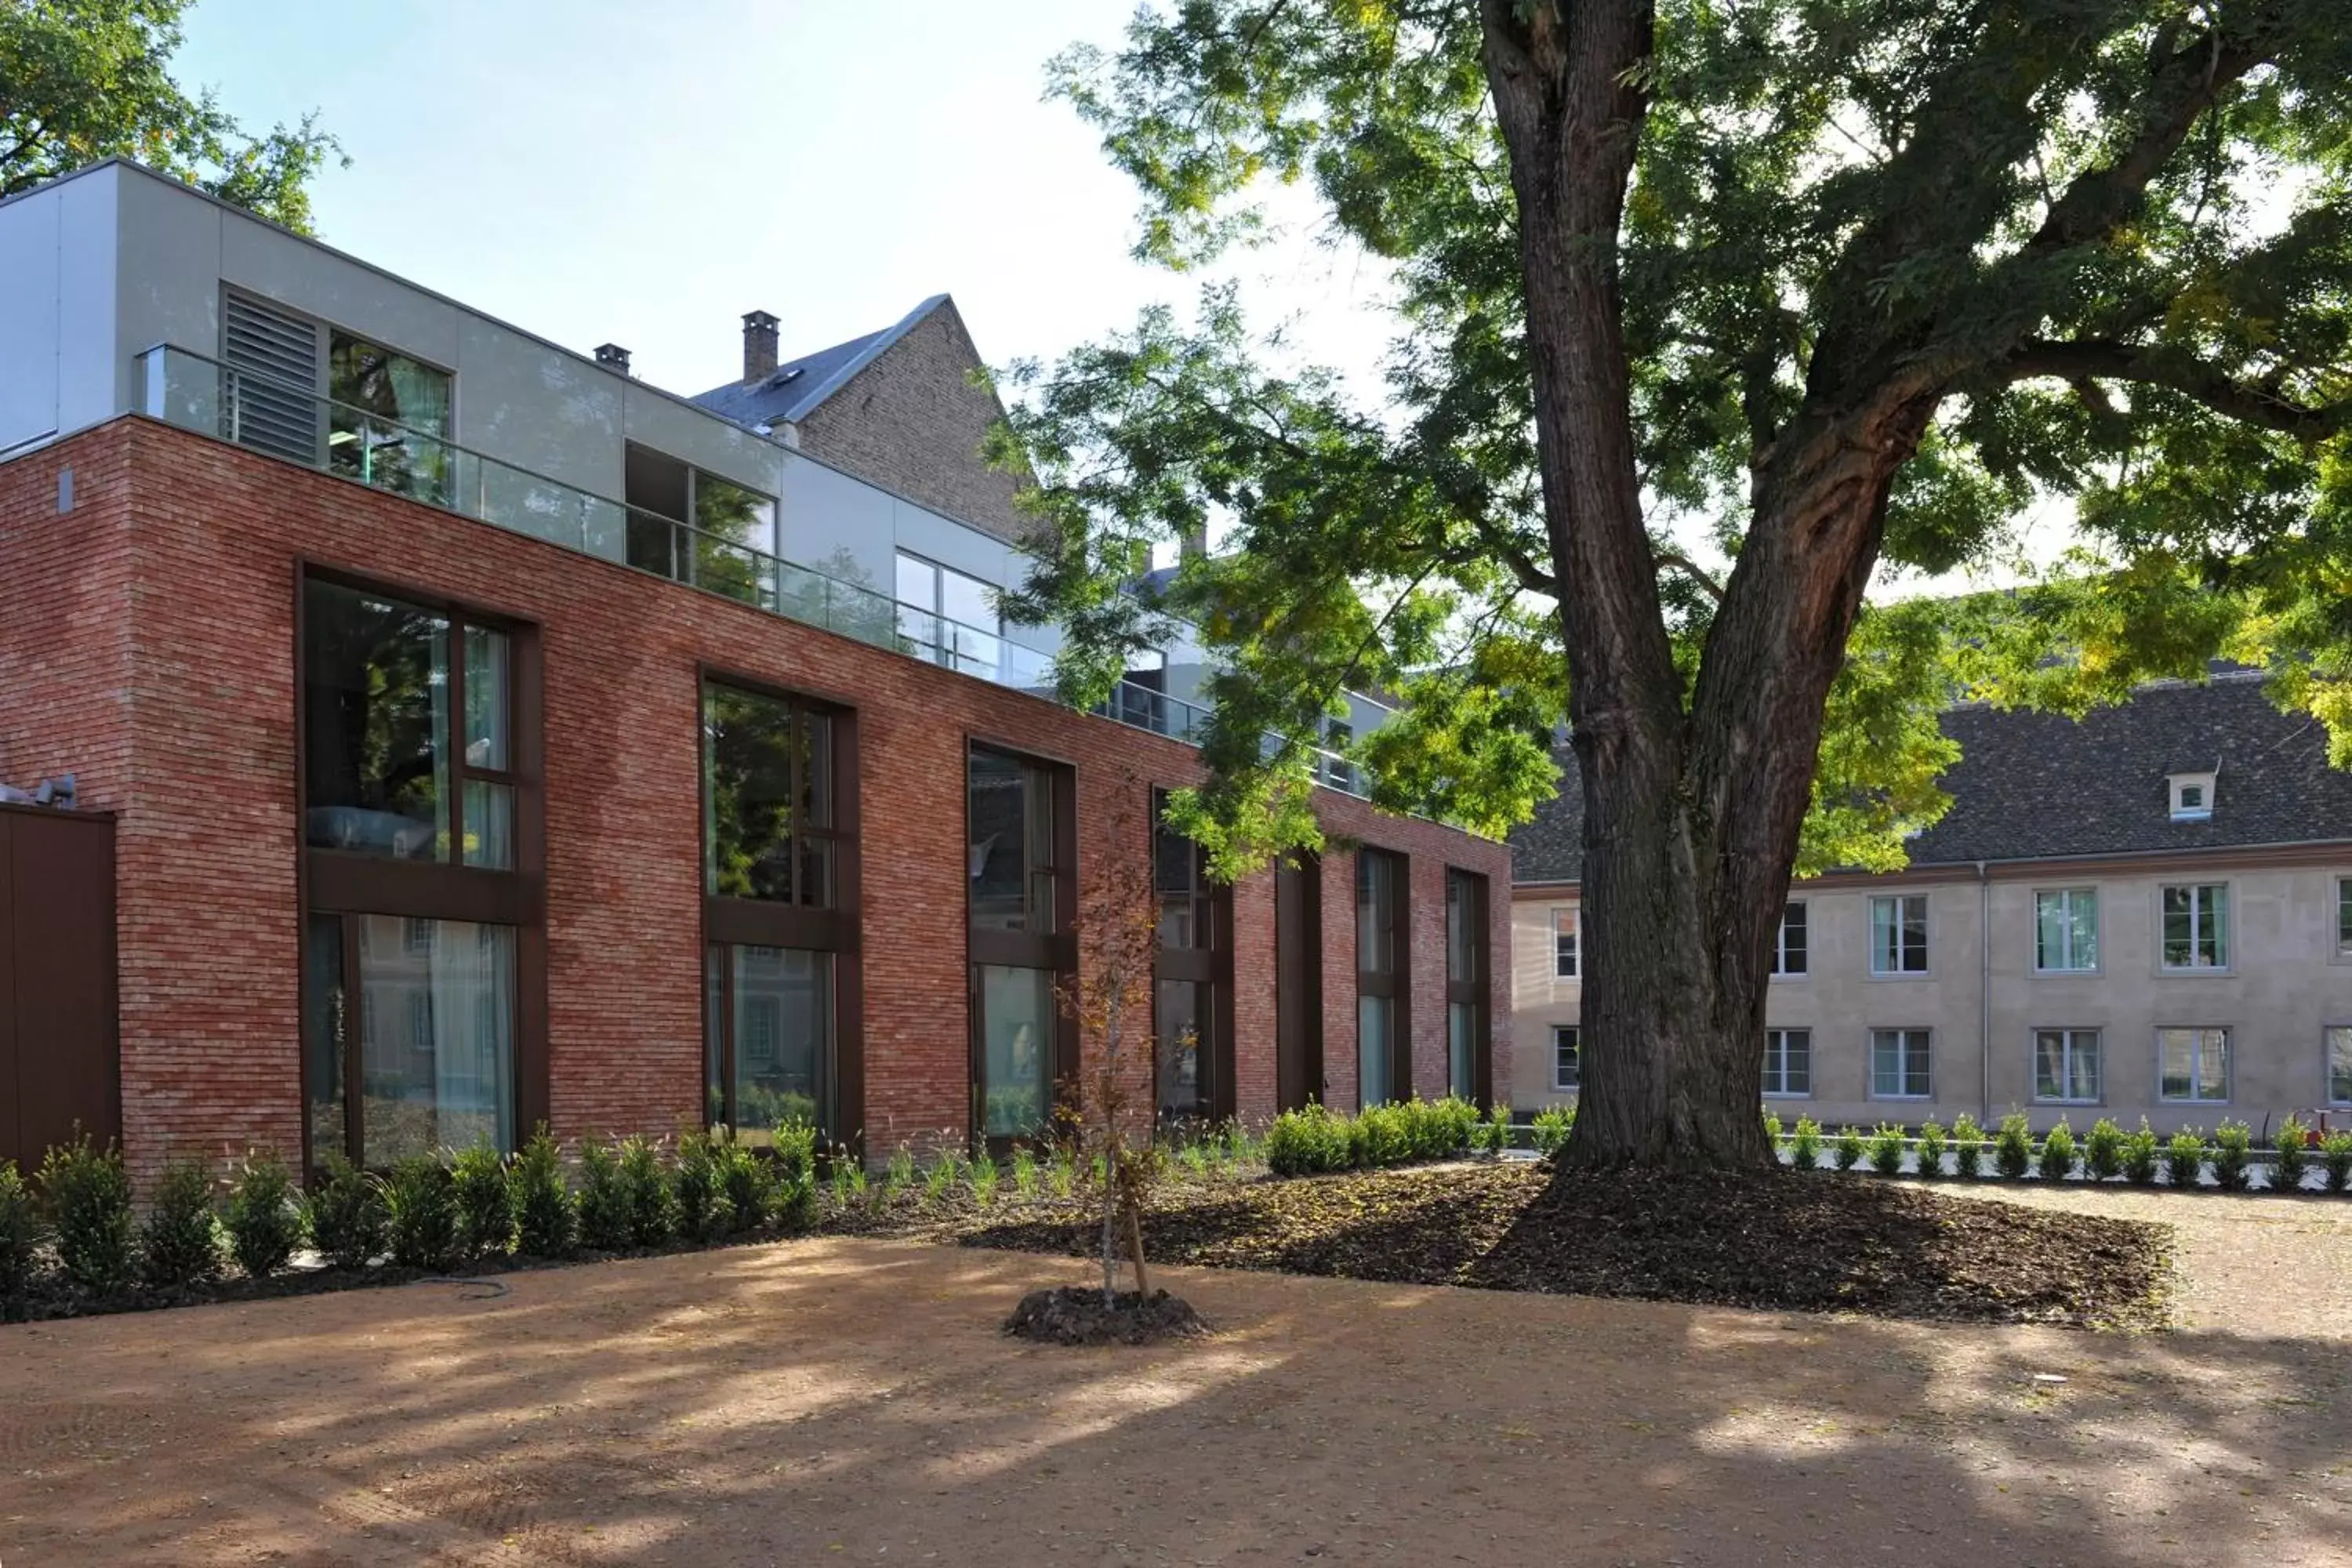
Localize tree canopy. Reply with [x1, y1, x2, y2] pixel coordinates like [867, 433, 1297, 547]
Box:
[2, 0, 339, 230]
[997, 0, 2352, 877]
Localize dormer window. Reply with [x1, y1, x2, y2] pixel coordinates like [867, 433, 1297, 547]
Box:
[2168, 771, 2216, 821]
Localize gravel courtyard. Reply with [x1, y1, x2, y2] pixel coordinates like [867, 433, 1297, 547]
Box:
[2, 1185, 2347, 1566]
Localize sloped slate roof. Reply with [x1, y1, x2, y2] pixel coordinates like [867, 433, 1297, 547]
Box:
[692, 295, 949, 428]
[1507, 674, 2352, 884]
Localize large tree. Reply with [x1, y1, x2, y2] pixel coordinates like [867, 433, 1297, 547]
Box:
[1000, 1, 2352, 1168]
[2, 0, 339, 230]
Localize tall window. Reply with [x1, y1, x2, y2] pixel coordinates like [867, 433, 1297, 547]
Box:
[897, 550, 1003, 679]
[1868, 895, 1929, 975]
[2034, 888, 2099, 972]
[702, 681, 855, 1145]
[2034, 1028, 2102, 1103]
[1552, 1025, 1581, 1091]
[1772, 902, 1807, 977]
[2161, 884, 2229, 970]
[1152, 790, 1229, 1125]
[327, 330, 453, 505]
[301, 575, 537, 1168]
[2336, 879, 2350, 960]
[1356, 849, 1406, 1109]
[2328, 1026, 2352, 1107]
[1553, 909, 1580, 978]
[1445, 869, 1490, 1102]
[2159, 1026, 2230, 1102]
[1762, 1029, 1811, 1097]
[969, 746, 1072, 1139]
[624, 444, 778, 604]
[1869, 1028, 1932, 1098]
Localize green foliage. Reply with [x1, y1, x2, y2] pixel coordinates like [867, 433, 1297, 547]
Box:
[1994, 1115, 2034, 1181]
[1788, 1116, 1823, 1171]
[2273, 1116, 2310, 1193]
[575, 1136, 632, 1252]
[2210, 1121, 2255, 1192]
[1832, 1127, 1865, 1173]
[1011, 1145, 1040, 1200]
[719, 1138, 779, 1232]
[222, 1151, 304, 1281]
[2321, 1132, 2352, 1195]
[2037, 1120, 2079, 1182]
[1762, 1111, 1783, 1148]
[969, 1154, 1000, 1207]
[672, 1130, 729, 1242]
[307, 1152, 384, 1271]
[1047, 1142, 1079, 1200]
[1913, 1120, 1946, 1178]
[1178, 1142, 1210, 1178]
[448, 1140, 514, 1258]
[2121, 1121, 2163, 1187]
[1867, 1123, 1907, 1178]
[774, 1120, 819, 1196]
[0, 0, 343, 227]
[2082, 1119, 2127, 1182]
[1475, 1102, 1515, 1155]
[1950, 1115, 1984, 1181]
[38, 1134, 135, 1294]
[616, 1135, 673, 1246]
[139, 1157, 220, 1289]
[922, 1147, 965, 1205]
[1265, 1104, 1354, 1176]
[883, 1144, 918, 1200]
[2164, 1128, 2208, 1189]
[379, 1156, 460, 1272]
[511, 1128, 575, 1258]
[0, 1160, 43, 1313]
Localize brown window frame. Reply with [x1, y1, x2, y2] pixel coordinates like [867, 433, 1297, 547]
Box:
[1152, 787, 1235, 1127]
[965, 741, 1077, 1151]
[1444, 867, 1491, 1105]
[1355, 847, 1410, 1107]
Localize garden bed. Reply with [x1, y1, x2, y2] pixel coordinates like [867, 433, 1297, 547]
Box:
[962, 1161, 2172, 1329]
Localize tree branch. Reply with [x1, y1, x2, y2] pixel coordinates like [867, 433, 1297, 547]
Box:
[2004, 339, 2352, 441]
[1654, 550, 1724, 603]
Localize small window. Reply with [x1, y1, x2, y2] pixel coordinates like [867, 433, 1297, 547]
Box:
[1552, 1025, 1581, 1091]
[2034, 1028, 2102, 1103]
[2161, 884, 2230, 970]
[2159, 1026, 2230, 1103]
[625, 445, 778, 603]
[1869, 1028, 1932, 1099]
[1762, 1029, 1810, 1097]
[896, 550, 1003, 679]
[2034, 888, 2099, 972]
[2168, 771, 2216, 821]
[1868, 895, 1929, 976]
[2326, 1026, 2352, 1108]
[1553, 909, 1580, 979]
[2337, 879, 2351, 960]
[1772, 902, 1807, 977]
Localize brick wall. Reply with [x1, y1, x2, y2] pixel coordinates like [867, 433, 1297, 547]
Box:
[0, 419, 1512, 1179]
[794, 301, 1035, 546]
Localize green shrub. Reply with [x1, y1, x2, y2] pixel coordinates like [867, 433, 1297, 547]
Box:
[1530, 1104, 1574, 1156]
[1833, 1126, 1865, 1172]
[222, 1151, 304, 1281]
[511, 1128, 575, 1258]
[1475, 1102, 1514, 1154]
[715, 1137, 777, 1232]
[2082, 1118, 2126, 1181]
[1424, 1095, 1479, 1157]
[1788, 1116, 1823, 1171]
[921, 1147, 964, 1203]
[2120, 1120, 2162, 1186]
[1950, 1114, 1984, 1180]
[307, 1152, 385, 1269]
[140, 1158, 222, 1290]
[1265, 1105, 1353, 1176]
[2037, 1120, 2078, 1181]
[2320, 1131, 2352, 1194]
[1047, 1142, 1078, 1199]
[671, 1130, 728, 1241]
[1913, 1120, 1947, 1178]
[1011, 1145, 1040, 1199]
[1867, 1123, 1907, 1177]
[1177, 1142, 1210, 1178]
[2210, 1120, 2253, 1192]
[883, 1144, 917, 1199]
[0, 1160, 45, 1315]
[771, 1123, 820, 1230]
[1352, 1102, 1414, 1167]
[448, 1140, 514, 1258]
[1990, 1113, 2031, 1180]
[2272, 1116, 2309, 1193]
[617, 1135, 673, 1245]
[575, 1136, 632, 1251]
[1762, 1110, 1784, 1150]
[39, 1134, 136, 1294]
[381, 1156, 461, 1272]
[2163, 1128, 2206, 1189]
[970, 1153, 1000, 1207]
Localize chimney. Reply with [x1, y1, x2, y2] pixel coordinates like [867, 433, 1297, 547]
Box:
[1179, 526, 1208, 562]
[742, 310, 779, 383]
[594, 343, 632, 375]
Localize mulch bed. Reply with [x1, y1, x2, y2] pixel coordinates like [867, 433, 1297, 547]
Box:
[1004, 1285, 1209, 1345]
[961, 1162, 2172, 1330]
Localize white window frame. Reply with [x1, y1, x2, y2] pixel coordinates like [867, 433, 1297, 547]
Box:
[1553, 909, 1580, 980]
[1762, 1028, 1811, 1098]
[2336, 877, 2351, 964]
[2157, 1025, 2232, 1105]
[2327, 1025, 2352, 1109]
[1867, 895, 1929, 978]
[2031, 1026, 2103, 1105]
[1552, 1025, 1581, 1091]
[1771, 901, 1808, 978]
[1867, 1027, 1933, 1100]
[2032, 887, 2100, 974]
[2167, 771, 2216, 821]
[2158, 883, 2230, 972]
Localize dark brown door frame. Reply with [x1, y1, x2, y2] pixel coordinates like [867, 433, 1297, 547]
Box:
[1274, 851, 1322, 1112]
[1356, 848, 1410, 1107]
[963, 741, 1078, 1153]
[1446, 866, 1494, 1106]
[1150, 786, 1234, 1125]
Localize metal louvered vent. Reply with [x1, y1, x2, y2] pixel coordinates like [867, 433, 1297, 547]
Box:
[221, 293, 320, 464]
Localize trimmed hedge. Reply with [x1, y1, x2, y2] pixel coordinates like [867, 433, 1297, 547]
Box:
[1264, 1097, 1489, 1177]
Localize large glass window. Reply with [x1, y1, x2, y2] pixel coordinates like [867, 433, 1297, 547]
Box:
[968, 746, 1069, 1142]
[702, 683, 840, 906]
[2035, 888, 2099, 972]
[2328, 1026, 2352, 1107]
[305, 913, 515, 1166]
[2161, 884, 2229, 970]
[1354, 850, 1405, 1109]
[2034, 1028, 2102, 1103]
[623, 445, 777, 604]
[1552, 1025, 1581, 1091]
[1152, 793, 1225, 1124]
[968, 748, 1059, 932]
[1553, 909, 1579, 978]
[1445, 869, 1488, 1102]
[1155, 978, 1209, 1123]
[706, 946, 833, 1142]
[1869, 1028, 1932, 1098]
[896, 550, 1003, 679]
[1869, 895, 1929, 975]
[1762, 1029, 1810, 1097]
[326, 331, 452, 506]
[2159, 1026, 2230, 1102]
[1773, 902, 1808, 977]
[978, 964, 1055, 1137]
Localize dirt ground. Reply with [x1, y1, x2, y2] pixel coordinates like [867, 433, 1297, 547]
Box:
[2, 1185, 2347, 1567]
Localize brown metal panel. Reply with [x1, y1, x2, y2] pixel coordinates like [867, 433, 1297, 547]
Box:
[304, 852, 545, 926]
[8, 810, 120, 1160]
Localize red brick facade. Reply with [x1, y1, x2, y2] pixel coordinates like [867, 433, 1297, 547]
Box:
[0, 420, 1512, 1179]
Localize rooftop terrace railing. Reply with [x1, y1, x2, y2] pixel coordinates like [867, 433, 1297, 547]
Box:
[132, 343, 1366, 795]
